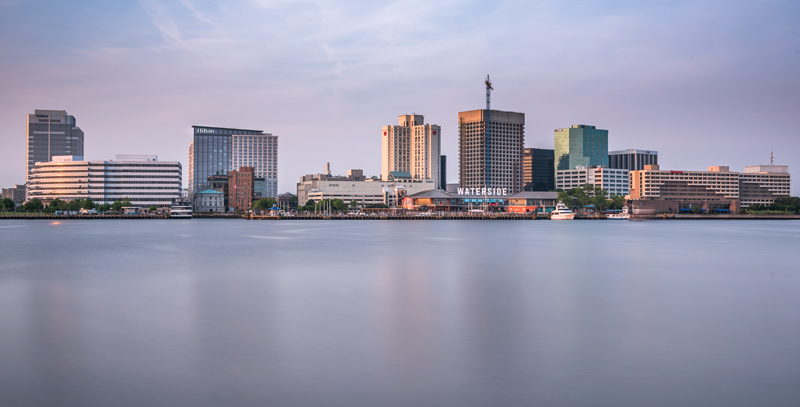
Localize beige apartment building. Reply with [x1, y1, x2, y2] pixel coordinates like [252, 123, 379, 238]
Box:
[630, 164, 790, 207]
[381, 114, 441, 188]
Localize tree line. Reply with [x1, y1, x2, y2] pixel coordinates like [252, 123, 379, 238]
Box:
[557, 184, 626, 211]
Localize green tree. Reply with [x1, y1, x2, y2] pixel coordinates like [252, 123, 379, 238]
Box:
[47, 199, 66, 212]
[21, 199, 44, 212]
[0, 198, 15, 212]
[349, 200, 358, 210]
[111, 200, 132, 212]
[772, 196, 800, 212]
[591, 188, 609, 211]
[609, 195, 626, 210]
[148, 206, 158, 213]
[253, 198, 277, 211]
[96, 203, 112, 213]
[332, 199, 347, 211]
[80, 199, 96, 210]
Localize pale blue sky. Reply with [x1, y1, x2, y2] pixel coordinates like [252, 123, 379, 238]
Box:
[1, 0, 798, 193]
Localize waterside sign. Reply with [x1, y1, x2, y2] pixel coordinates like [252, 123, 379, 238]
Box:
[457, 187, 508, 196]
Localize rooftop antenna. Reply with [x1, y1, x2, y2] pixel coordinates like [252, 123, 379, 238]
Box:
[485, 75, 493, 110]
[770, 151, 774, 165]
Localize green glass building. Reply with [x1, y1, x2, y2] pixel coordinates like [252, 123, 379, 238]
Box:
[554, 124, 609, 171]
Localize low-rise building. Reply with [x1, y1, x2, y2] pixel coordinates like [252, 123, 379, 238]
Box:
[629, 164, 790, 210]
[27, 155, 181, 206]
[556, 167, 629, 196]
[193, 189, 225, 212]
[297, 168, 435, 207]
[402, 190, 558, 212]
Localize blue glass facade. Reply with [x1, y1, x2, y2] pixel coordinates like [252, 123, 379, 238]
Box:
[190, 126, 263, 194]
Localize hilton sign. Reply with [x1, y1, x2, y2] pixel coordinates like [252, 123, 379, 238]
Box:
[457, 187, 509, 196]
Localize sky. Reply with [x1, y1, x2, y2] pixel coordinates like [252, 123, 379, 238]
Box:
[1, 0, 798, 194]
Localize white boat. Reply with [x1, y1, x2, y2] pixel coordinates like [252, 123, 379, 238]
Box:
[170, 203, 193, 219]
[606, 206, 630, 220]
[550, 202, 575, 220]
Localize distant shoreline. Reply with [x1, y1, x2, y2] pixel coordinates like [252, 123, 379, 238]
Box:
[2, 213, 799, 220]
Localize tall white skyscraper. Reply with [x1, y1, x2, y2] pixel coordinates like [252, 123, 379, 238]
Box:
[381, 114, 441, 188]
[232, 133, 278, 198]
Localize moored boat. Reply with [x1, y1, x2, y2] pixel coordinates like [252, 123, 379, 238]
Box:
[550, 202, 575, 220]
[170, 202, 192, 219]
[606, 206, 630, 220]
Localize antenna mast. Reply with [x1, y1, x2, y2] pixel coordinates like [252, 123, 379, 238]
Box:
[770, 151, 774, 165]
[485, 75, 493, 110]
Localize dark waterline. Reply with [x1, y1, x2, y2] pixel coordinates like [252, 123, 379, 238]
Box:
[1, 219, 799, 407]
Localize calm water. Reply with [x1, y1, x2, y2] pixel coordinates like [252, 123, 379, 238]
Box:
[1, 219, 799, 406]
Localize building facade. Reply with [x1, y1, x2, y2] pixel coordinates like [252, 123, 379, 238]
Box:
[26, 110, 84, 181]
[2, 184, 26, 203]
[232, 133, 278, 198]
[556, 167, 630, 196]
[297, 170, 435, 207]
[27, 155, 181, 206]
[554, 124, 608, 171]
[629, 164, 790, 208]
[439, 155, 447, 189]
[188, 126, 267, 195]
[193, 189, 225, 212]
[609, 149, 658, 171]
[228, 167, 255, 212]
[381, 114, 441, 188]
[522, 148, 555, 191]
[459, 109, 525, 194]
[402, 190, 558, 213]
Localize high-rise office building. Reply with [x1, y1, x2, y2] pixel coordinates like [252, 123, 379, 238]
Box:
[188, 126, 275, 195]
[381, 114, 441, 188]
[554, 124, 608, 171]
[609, 149, 658, 171]
[232, 133, 278, 198]
[522, 148, 555, 191]
[459, 109, 525, 193]
[26, 110, 84, 181]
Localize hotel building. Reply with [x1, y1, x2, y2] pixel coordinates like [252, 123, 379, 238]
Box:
[609, 149, 658, 171]
[26, 110, 84, 181]
[522, 148, 555, 191]
[629, 164, 790, 208]
[232, 133, 278, 198]
[188, 126, 277, 197]
[459, 109, 525, 194]
[381, 114, 441, 188]
[27, 155, 181, 206]
[556, 167, 630, 196]
[297, 169, 435, 207]
[554, 124, 608, 171]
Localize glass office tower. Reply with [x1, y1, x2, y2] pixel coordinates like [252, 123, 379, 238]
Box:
[188, 126, 264, 195]
[522, 148, 555, 191]
[26, 110, 84, 181]
[554, 124, 608, 171]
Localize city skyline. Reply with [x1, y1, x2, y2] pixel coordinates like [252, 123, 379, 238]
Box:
[0, 1, 798, 194]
